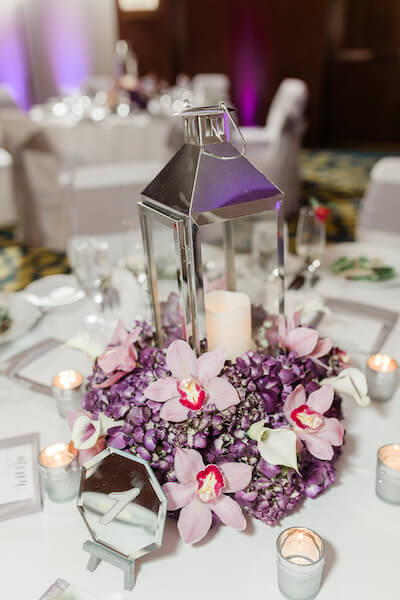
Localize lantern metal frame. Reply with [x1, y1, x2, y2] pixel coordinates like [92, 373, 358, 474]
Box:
[139, 104, 285, 355]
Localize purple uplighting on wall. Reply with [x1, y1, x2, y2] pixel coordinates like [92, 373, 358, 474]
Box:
[0, 13, 30, 109]
[232, 9, 267, 126]
[44, 0, 90, 93]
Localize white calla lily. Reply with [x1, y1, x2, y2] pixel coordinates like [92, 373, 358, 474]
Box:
[72, 413, 124, 450]
[248, 420, 299, 473]
[321, 367, 370, 406]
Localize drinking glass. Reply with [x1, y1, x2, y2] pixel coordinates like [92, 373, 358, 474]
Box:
[121, 218, 147, 285]
[69, 237, 112, 326]
[295, 207, 326, 284]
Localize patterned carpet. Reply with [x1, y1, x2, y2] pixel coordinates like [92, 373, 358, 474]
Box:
[0, 148, 395, 291]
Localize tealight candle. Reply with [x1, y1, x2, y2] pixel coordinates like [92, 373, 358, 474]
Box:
[366, 354, 398, 401]
[376, 443, 400, 504]
[52, 370, 84, 418]
[205, 290, 252, 361]
[38, 442, 80, 502]
[276, 527, 326, 600]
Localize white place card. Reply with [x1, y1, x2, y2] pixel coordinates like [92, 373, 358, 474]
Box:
[0, 433, 42, 521]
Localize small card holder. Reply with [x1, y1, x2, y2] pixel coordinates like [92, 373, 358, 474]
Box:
[0, 432, 42, 521]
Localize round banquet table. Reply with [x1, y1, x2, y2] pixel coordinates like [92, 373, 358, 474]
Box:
[0, 244, 400, 600]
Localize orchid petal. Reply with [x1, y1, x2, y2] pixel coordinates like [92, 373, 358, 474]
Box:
[308, 385, 334, 415]
[72, 415, 101, 450]
[160, 398, 189, 423]
[110, 320, 128, 345]
[178, 498, 212, 544]
[319, 417, 344, 446]
[220, 462, 253, 493]
[205, 377, 240, 411]
[93, 371, 126, 389]
[197, 347, 225, 386]
[299, 431, 334, 460]
[287, 309, 302, 332]
[247, 420, 266, 442]
[256, 427, 299, 472]
[174, 448, 205, 484]
[211, 495, 247, 530]
[162, 482, 197, 510]
[309, 337, 333, 358]
[144, 377, 179, 402]
[283, 385, 307, 423]
[166, 340, 197, 380]
[126, 327, 141, 345]
[286, 327, 319, 356]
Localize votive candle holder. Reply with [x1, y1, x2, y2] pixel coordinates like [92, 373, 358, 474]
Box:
[276, 527, 326, 600]
[38, 442, 80, 502]
[366, 354, 398, 402]
[376, 443, 400, 504]
[52, 370, 84, 418]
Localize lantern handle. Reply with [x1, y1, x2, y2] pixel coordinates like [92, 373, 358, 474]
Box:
[202, 101, 246, 160]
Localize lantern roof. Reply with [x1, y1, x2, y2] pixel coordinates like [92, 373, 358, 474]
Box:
[142, 140, 283, 224]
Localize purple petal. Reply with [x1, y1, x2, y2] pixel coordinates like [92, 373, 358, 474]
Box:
[178, 498, 212, 544]
[220, 462, 252, 493]
[166, 340, 197, 379]
[144, 377, 179, 402]
[162, 482, 197, 510]
[205, 377, 240, 411]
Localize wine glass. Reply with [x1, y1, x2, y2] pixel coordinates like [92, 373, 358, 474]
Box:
[296, 207, 326, 284]
[69, 237, 112, 327]
[120, 218, 147, 285]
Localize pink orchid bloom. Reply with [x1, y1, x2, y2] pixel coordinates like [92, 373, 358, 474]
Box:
[163, 448, 252, 544]
[283, 384, 344, 460]
[94, 321, 141, 388]
[144, 339, 239, 422]
[279, 310, 332, 358]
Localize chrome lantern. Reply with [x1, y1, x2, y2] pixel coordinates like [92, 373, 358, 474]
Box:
[139, 102, 284, 355]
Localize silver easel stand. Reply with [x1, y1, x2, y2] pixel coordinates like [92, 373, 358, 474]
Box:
[83, 540, 136, 591]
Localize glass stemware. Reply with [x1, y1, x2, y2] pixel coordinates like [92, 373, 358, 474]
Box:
[69, 237, 112, 327]
[295, 207, 326, 285]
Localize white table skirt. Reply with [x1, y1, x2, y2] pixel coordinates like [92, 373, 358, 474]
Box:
[1, 245, 400, 600]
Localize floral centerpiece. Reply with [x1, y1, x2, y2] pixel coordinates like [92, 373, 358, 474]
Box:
[71, 304, 368, 545]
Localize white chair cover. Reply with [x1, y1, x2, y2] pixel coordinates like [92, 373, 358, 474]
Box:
[358, 157, 400, 238]
[192, 74, 230, 104]
[0, 148, 15, 224]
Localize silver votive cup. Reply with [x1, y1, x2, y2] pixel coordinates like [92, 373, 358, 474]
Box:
[366, 354, 398, 402]
[376, 443, 400, 504]
[52, 370, 84, 418]
[38, 443, 80, 502]
[276, 527, 326, 600]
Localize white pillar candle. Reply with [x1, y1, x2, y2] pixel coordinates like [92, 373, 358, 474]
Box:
[276, 527, 326, 600]
[205, 290, 252, 361]
[376, 443, 400, 504]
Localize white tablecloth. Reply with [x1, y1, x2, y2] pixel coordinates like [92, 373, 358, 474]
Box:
[1, 244, 400, 600]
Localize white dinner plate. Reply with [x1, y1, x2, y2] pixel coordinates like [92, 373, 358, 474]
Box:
[322, 242, 400, 289]
[0, 294, 41, 345]
[24, 275, 85, 309]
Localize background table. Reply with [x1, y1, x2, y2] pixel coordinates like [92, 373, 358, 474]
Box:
[1, 244, 399, 599]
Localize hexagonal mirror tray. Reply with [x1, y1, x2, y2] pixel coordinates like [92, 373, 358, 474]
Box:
[77, 448, 167, 591]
